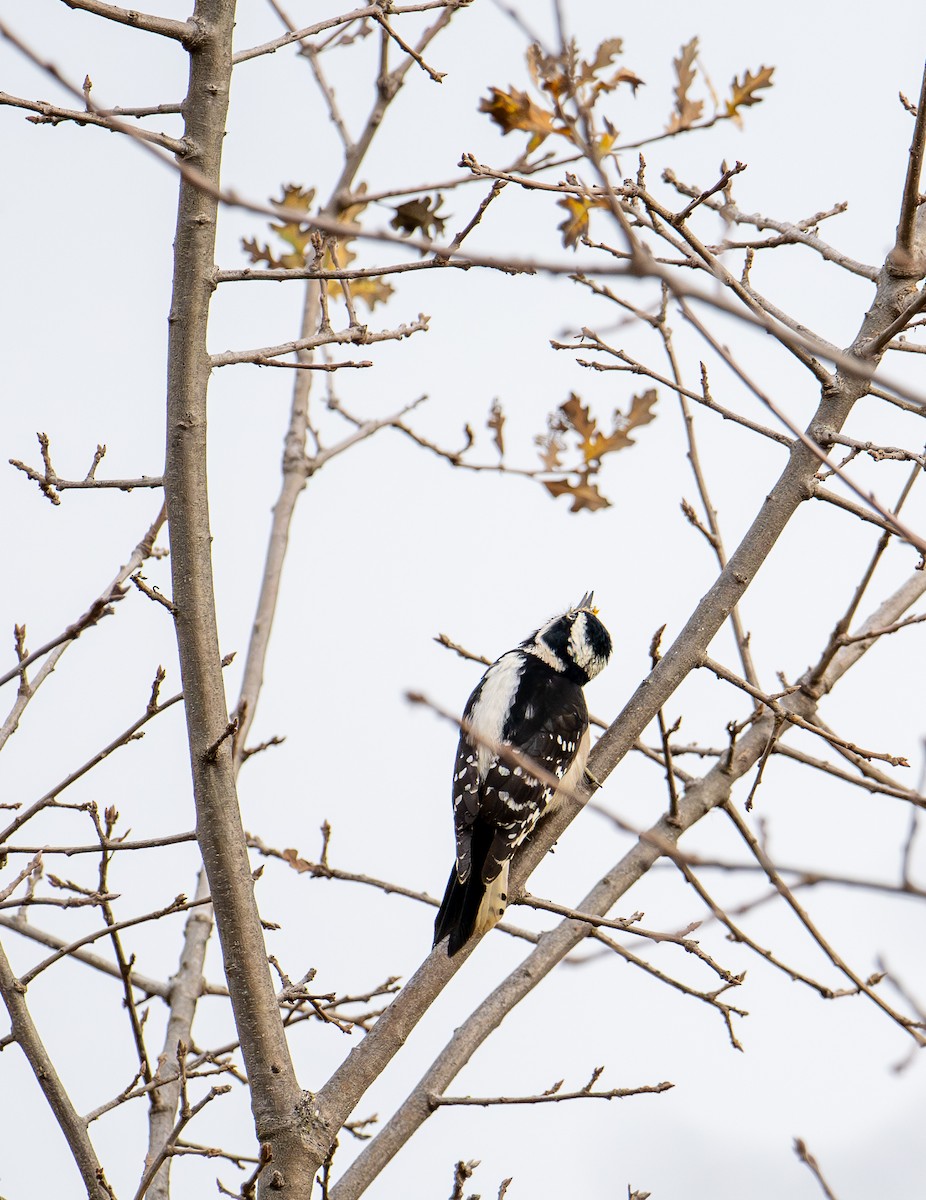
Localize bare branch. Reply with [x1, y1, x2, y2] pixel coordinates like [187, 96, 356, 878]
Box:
[46, 2, 196, 44]
[794, 1138, 840, 1200]
[893, 61, 926, 263]
[0, 942, 113, 1198]
[209, 313, 430, 367]
[430, 1080, 673, 1107]
[0, 506, 166, 754]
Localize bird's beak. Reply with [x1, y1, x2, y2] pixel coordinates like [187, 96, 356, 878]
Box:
[576, 590, 597, 613]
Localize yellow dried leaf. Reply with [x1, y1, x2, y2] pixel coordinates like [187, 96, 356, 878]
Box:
[667, 37, 703, 132]
[586, 388, 658, 460]
[557, 195, 607, 248]
[558, 196, 592, 248]
[543, 477, 611, 513]
[598, 117, 619, 157]
[726, 65, 775, 116]
[535, 431, 564, 472]
[587, 37, 624, 76]
[322, 237, 393, 311]
[560, 392, 597, 445]
[479, 86, 563, 151]
[605, 66, 644, 94]
[269, 183, 316, 263]
[242, 236, 282, 269]
[572, 38, 644, 96]
[527, 43, 569, 98]
[625, 387, 659, 430]
[346, 277, 395, 311]
[282, 848, 312, 873]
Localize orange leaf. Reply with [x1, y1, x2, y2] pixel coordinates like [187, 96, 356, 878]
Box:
[726, 65, 775, 116]
[560, 392, 597, 446]
[666, 37, 703, 132]
[586, 388, 658, 461]
[282, 848, 313, 873]
[479, 86, 563, 151]
[543, 477, 611, 513]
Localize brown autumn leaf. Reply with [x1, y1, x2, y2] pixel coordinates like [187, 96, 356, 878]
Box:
[726, 65, 775, 117]
[242, 185, 316, 269]
[479, 85, 564, 151]
[535, 412, 565, 471]
[282, 848, 313, 873]
[348, 277, 395, 309]
[586, 388, 658, 460]
[543, 476, 612, 513]
[597, 116, 619, 156]
[390, 194, 447, 239]
[576, 38, 644, 95]
[667, 37, 704, 132]
[559, 392, 597, 448]
[535, 433, 564, 472]
[585, 36, 624, 78]
[557, 195, 592, 248]
[241, 236, 286, 269]
[557, 195, 609, 248]
[602, 66, 645, 95]
[487, 399, 505, 458]
[526, 43, 569, 99]
[321, 237, 394, 310]
[317, 186, 394, 310]
[270, 183, 316, 260]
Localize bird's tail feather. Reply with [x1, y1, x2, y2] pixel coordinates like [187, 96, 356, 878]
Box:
[433, 824, 510, 955]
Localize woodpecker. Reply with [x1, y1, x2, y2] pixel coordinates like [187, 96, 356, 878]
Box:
[433, 593, 612, 955]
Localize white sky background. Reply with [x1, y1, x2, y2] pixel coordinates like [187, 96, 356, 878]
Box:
[1, 2, 926, 1197]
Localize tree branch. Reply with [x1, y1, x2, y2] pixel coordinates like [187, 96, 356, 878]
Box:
[0, 941, 113, 1197]
[161, 2, 310, 1194]
[59, 0, 198, 44]
[325, 565, 926, 1197]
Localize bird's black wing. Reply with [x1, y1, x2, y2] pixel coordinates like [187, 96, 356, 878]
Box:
[477, 665, 588, 884]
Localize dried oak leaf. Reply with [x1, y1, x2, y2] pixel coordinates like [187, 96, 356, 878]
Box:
[390, 194, 447, 239]
[270, 183, 316, 263]
[322, 237, 394, 311]
[543, 476, 611, 513]
[597, 116, 619, 157]
[527, 43, 569, 99]
[533, 38, 642, 99]
[559, 392, 597, 447]
[557, 195, 608, 248]
[242, 184, 316, 269]
[282, 848, 313, 873]
[577, 38, 643, 97]
[535, 418, 565, 471]
[726, 66, 775, 117]
[349, 277, 395, 310]
[487, 399, 505, 458]
[582, 36, 625, 80]
[667, 37, 704, 132]
[586, 388, 658, 461]
[326, 187, 395, 310]
[479, 85, 563, 152]
[241, 236, 286, 269]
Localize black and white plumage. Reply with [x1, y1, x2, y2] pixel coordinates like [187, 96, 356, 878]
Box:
[433, 594, 612, 956]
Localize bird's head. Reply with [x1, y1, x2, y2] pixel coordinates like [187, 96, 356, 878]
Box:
[524, 591, 612, 684]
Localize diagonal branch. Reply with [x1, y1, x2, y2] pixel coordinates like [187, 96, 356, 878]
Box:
[327, 566, 926, 1199]
[0, 505, 166, 756]
[59, 0, 198, 43]
[0, 941, 113, 1198]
